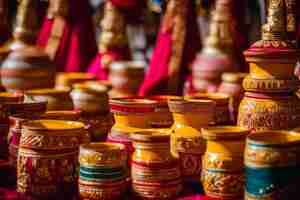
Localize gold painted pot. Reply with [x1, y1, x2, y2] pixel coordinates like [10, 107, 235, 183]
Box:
[55, 72, 96, 91]
[245, 131, 300, 200]
[109, 61, 145, 97]
[168, 97, 215, 182]
[1, 47, 56, 91]
[71, 83, 109, 114]
[131, 130, 182, 200]
[25, 88, 73, 111]
[17, 120, 90, 198]
[238, 92, 299, 131]
[201, 126, 250, 199]
[187, 92, 231, 125]
[108, 97, 157, 155]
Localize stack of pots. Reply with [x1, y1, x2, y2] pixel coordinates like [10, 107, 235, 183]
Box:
[109, 61, 145, 98]
[131, 131, 182, 199]
[79, 143, 129, 200]
[201, 126, 250, 199]
[25, 88, 73, 111]
[71, 83, 113, 141]
[17, 120, 89, 199]
[218, 72, 247, 124]
[168, 97, 215, 184]
[55, 72, 96, 91]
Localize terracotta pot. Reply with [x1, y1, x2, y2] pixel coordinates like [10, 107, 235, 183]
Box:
[168, 97, 215, 183]
[201, 126, 250, 199]
[71, 83, 109, 114]
[17, 120, 89, 198]
[131, 130, 182, 200]
[245, 131, 300, 200]
[187, 92, 231, 125]
[238, 92, 299, 131]
[55, 72, 96, 91]
[109, 61, 145, 97]
[79, 142, 128, 200]
[0, 47, 56, 91]
[218, 73, 247, 124]
[25, 88, 73, 111]
[108, 97, 157, 155]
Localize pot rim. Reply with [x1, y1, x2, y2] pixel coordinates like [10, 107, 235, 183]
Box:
[40, 110, 81, 119]
[22, 119, 85, 131]
[0, 92, 24, 103]
[130, 130, 170, 142]
[186, 92, 230, 105]
[80, 142, 126, 153]
[56, 72, 96, 80]
[72, 83, 108, 94]
[25, 88, 70, 96]
[168, 97, 215, 113]
[202, 126, 250, 140]
[247, 131, 300, 146]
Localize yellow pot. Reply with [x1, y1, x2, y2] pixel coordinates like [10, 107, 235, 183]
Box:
[201, 126, 250, 199]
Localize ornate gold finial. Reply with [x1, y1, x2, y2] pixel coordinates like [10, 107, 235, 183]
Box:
[13, 0, 39, 45]
[99, 2, 128, 52]
[203, 0, 234, 54]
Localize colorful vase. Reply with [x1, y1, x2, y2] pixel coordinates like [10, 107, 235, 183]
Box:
[17, 120, 89, 198]
[245, 131, 300, 200]
[55, 72, 96, 91]
[201, 126, 250, 199]
[79, 142, 128, 200]
[25, 88, 73, 111]
[187, 93, 231, 125]
[168, 97, 215, 183]
[131, 130, 182, 199]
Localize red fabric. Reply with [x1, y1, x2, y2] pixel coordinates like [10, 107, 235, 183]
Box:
[88, 48, 131, 80]
[37, 0, 97, 72]
[110, 0, 138, 8]
[138, 1, 201, 96]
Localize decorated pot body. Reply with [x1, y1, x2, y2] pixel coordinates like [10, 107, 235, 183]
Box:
[168, 98, 215, 183]
[201, 126, 250, 199]
[55, 72, 96, 91]
[131, 131, 182, 199]
[1, 47, 55, 91]
[79, 143, 128, 200]
[238, 92, 299, 131]
[245, 131, 300, 200]
[108, 98, 157, 155]
[109, 61, 145, 97]
[25, 88, 73, 111]
[187, 93, 231, 125]
[17, 120, 89, 198]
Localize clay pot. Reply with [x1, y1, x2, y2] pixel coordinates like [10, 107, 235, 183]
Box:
[131, 130, 182, 199]
[71, 83, 109, 114]
[238, 92, 300, 131]
[108, 97, 157, 155]
[85, 80, 113, 91]
[218, 72, 247, 123]
[187, 92, 231, 125]
[1, 47, 56, 91]
[168, 97, 215, 183]
[17, 120, 90, 198]
[55, 72, 96, 91]
[245, 131, 300, 200]
[79, 143, 128, 200]
[25, 88, 73, 111]
[201, 126, 250, 199]
[109, 61, 145, 97]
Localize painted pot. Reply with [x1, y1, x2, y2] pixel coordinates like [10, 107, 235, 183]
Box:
[1, 47, 55, 91]
[55, 72, 96, 91]
[131, 130, 182, 200]
[25, 88, 73, 111]
[109, 61, 145, 97]
[168, 97, 215, 183]
[79, 143, 128, 200]
[71, 83, 109, 114]
[108, 97, 157, 155]
[201, 126, 250, 199]
[218, 73, 247, 124]
[238, 92, 299, 131]
[187, 92, 231, 125]
[245, 131, 300, 200]
[17, 120, 89, 198]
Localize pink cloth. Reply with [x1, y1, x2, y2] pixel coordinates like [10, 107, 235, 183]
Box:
[139, 1, 201, 96]
[37, 0, 97, 72]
